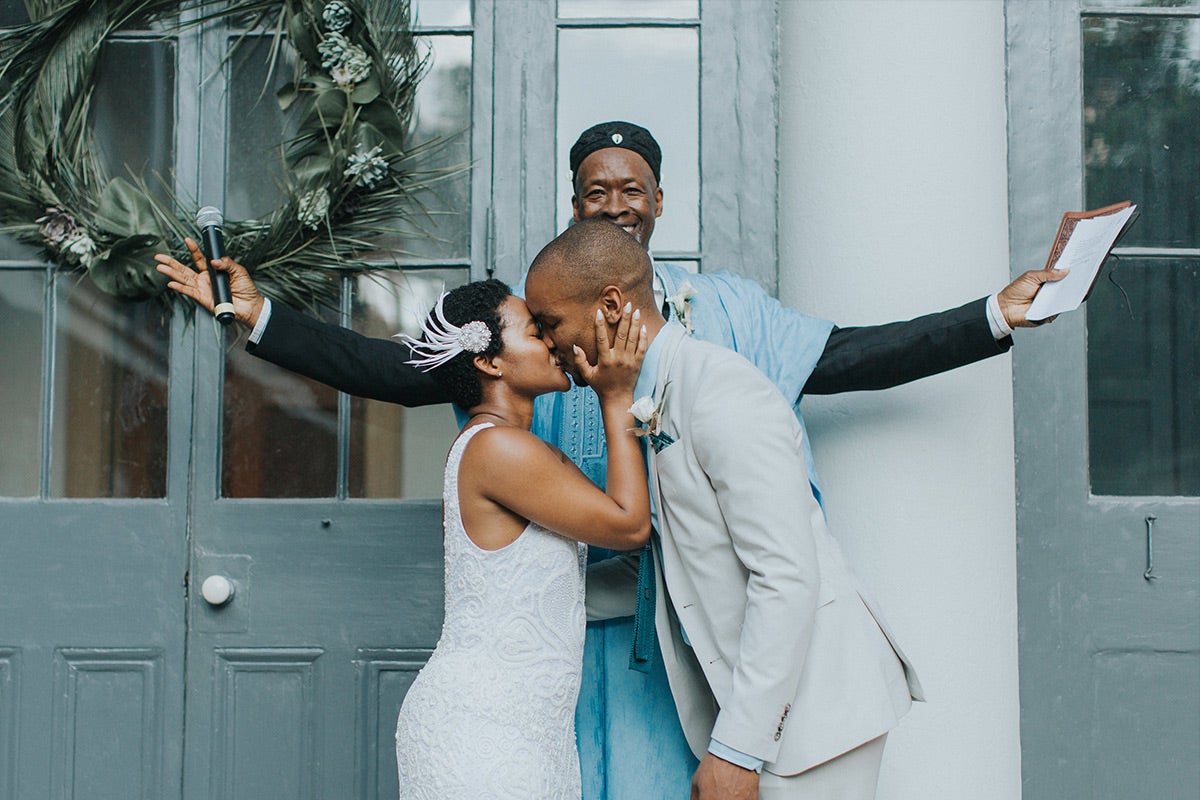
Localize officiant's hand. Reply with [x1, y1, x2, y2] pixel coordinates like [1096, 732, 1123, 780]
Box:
[691, 753, 758, 800]
[154, 238, 266, 328]
[997, 267, 1069, 328]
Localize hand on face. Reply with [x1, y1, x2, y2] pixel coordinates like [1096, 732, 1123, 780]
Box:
[154, 237, 265, 327]
[569, 302, 647, 402]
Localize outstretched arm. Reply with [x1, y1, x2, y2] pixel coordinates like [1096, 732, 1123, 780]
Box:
[155, 240, 449, 407]
[803, 268, 1067, 395]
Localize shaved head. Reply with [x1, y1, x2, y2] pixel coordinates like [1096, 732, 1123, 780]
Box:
[524, 219, 664, 387]
[528, 218, 655, 308]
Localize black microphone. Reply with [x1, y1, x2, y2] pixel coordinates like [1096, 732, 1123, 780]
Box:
[196, 206, 235, 325]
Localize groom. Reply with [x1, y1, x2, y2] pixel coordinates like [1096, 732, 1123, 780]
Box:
[526, 218, 920, 800]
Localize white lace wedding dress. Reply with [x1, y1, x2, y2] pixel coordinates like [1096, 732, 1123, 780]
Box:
[395, 423, 588, 799]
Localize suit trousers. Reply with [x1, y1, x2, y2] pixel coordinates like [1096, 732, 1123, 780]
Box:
[757, 735, 887, 800]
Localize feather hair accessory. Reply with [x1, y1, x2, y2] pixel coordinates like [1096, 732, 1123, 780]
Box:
[394, 291, 493, 371]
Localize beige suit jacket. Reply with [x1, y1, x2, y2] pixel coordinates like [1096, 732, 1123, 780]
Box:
[598, 323, 922, 776]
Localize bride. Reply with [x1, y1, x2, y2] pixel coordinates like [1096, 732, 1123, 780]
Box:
[393, 279, 650, 799]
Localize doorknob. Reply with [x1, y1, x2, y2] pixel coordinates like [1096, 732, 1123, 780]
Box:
[201, 575, 236, 606]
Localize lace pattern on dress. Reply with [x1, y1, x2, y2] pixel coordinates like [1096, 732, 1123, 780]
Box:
[395, 423, 588, 799]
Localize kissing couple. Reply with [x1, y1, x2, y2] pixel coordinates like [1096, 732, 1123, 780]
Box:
[393, 218, 920, 800]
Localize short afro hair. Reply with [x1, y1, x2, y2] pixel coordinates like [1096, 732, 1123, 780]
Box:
[409, 279, 510, 409]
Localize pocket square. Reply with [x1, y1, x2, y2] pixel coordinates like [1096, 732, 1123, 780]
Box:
[647, 431, 675, 454]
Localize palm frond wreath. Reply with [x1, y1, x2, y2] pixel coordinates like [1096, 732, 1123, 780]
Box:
[0, 0, 451, 311]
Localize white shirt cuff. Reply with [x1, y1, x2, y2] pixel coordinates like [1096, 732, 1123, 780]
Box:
[707, 739, 764, 774]
[986, 292, 1013, 340]
[248, 297, 273, 344]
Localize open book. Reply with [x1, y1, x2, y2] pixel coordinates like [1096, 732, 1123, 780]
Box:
[1026, 201, 1138, 322]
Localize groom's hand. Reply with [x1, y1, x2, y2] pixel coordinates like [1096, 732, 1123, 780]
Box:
[691, 753, 759, 800]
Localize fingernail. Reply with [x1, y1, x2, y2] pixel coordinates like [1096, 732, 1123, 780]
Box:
[596, 309, 603, 320]
[632, 308, 641, 321]
[642, 325, 647, 336]
[624, 302, 632, 313]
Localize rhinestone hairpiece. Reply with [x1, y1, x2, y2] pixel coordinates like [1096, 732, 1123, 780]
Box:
[394, 291, 492, 371]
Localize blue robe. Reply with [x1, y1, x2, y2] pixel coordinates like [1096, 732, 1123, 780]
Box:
[527, 263, 834, 798]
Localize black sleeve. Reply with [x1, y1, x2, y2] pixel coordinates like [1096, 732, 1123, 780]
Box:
[245, 300, 452, 407]
[802, 297, 1013, 395]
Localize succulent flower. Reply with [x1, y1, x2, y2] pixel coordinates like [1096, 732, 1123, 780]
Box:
[319, 31, 370, 86]
[346, 144, 388, 188]
[297, 188, 331, 229]
[36, 207, 79, 250]
[318, 32, 351, 70]
[322, 1, 352, 32]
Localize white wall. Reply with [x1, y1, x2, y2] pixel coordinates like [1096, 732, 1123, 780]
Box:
[778, 1, 1021, 797]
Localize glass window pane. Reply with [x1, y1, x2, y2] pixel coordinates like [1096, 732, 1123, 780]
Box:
[558, 0, 698, 19]
[557, 27, 699, 252]
[0, 270, 46, 496]
[348, 270, 465, 499]
[51, 278, 169, 498]
[1084, 1, 1200, 9]
[0, 0, 29, 27]
[1083, 16, 1200, 248]
[412, 0, 471, 28]
[0, 233, 43, 262]
[226, 35, 296, 221]
[381, 34, 472, 260]
[222, 304, 340, 498]
[1088, 259, 1199, 496]
[92, 39, 176, 204]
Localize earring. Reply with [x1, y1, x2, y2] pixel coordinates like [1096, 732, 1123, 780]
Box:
[497, 371, 503, 378]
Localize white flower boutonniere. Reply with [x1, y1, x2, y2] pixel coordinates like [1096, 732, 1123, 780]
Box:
[666, 279, 696, 334]
[629, 385, 674, 453]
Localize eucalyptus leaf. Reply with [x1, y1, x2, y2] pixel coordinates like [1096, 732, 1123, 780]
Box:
[277, 81, 299, 111]
[351, 72, 380, 105]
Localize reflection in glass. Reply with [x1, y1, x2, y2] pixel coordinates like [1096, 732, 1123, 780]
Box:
[51, 278, 170, 498]
[223, 303, 340, 498]
[0, 232, 42, 262]
[381, 34, 472, 260]
[558, 0, 698, 19]
[557, 27, 699, 252]
[227, 35, 298, 221]
[412, 0, 471, 28]
[0, 0, 28, 27]
[92, 40, 175, 204]
[349, 270, 464, 498]
[1084, 1, 1200, 9]
[0, 270, 45, 496]
[1083, 16, 1200, 247]
[1088, 259, 1199, 496]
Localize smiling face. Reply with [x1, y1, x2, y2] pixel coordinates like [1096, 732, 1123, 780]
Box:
[490, 295, 572, 396]
[571, 148, 663, 246]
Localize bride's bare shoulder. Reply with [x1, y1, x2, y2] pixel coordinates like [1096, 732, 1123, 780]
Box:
[460, 424, 558, 467]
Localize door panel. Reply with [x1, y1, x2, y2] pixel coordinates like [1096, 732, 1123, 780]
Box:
[183, 504, 443, 800]
[1007, 2, 1200, 797]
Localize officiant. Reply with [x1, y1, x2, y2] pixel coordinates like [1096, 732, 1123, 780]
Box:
[153, 120, 1064, 799]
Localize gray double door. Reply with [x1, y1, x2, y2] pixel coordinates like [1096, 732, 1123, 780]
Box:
[0, 307, 446, 800]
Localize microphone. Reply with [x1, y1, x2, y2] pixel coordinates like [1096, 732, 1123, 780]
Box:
[196, 206, 235, 325]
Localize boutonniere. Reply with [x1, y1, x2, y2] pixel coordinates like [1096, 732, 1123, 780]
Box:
[666, 279, 696, 334]
[630, 384, 675, 453]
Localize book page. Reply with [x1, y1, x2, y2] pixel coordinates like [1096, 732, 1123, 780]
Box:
[1027, 204, 1137, 321]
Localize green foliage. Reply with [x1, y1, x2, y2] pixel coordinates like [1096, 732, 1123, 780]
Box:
[0, 0, 448, 311]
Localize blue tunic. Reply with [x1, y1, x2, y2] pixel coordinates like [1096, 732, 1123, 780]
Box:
[526, 263, 834, 798]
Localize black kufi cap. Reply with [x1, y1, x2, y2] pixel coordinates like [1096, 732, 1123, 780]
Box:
[569, 121, 662, 183]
